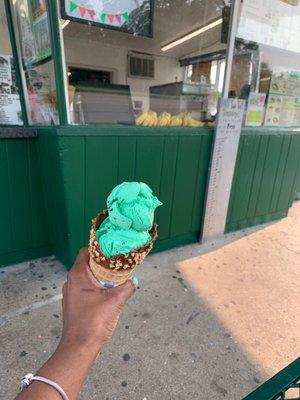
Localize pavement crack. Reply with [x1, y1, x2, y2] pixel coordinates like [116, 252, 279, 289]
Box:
[186, 311, 200, 325]
[0, 294, 62, 327]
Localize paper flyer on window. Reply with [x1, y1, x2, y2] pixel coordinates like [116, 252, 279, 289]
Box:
[0, 55, 22, 125]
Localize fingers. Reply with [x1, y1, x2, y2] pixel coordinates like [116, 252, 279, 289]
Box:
[69, 247, 89, 277]
[109, 278, 137, 305]
[74, 247, 89, 268]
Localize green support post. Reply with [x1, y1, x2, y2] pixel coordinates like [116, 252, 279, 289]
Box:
[47, 0, 69, 125]
[4, 0, 29, 126]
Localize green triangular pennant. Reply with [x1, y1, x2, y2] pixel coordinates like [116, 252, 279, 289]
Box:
[70, 1, 78, 13]
[100, 12, 106, 23]
[122, 12, 129, 21]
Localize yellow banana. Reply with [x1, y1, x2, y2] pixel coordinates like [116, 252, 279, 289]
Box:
[141, 113, 151, 126]
[135, 112, 149, 126]
[170, 116, 182, 126]
[148, 111, 157, 126]
[187, 116, 205, 128]
[158, 112, 171, 126]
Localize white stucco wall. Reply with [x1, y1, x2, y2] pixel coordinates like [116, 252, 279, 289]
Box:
[63, 36, 183, 112]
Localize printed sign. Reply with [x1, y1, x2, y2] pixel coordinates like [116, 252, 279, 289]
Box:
[265, 67, 300, 126]
[61, 0, 154, 37]
[237, 0, 300, 53]
[15, 0, 51, 67]
[202, 98, 245, 241]
[0, 55, 22, 125]
[245, 92, 266, 126]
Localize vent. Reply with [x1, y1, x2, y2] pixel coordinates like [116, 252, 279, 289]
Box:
[128, 52, 155, 79]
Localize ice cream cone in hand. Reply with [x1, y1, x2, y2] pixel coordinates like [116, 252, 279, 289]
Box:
[88, 182, 162, 288]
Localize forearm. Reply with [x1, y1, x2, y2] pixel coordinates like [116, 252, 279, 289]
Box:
[15, 340, 102, 400]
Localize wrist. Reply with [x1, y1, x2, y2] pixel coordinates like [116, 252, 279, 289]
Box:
[57, 334, 105, 360]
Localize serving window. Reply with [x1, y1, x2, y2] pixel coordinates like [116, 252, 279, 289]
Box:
[61, 0, 228, 128]
[229, 0, 300, 128]
[9, 0, 59, 125]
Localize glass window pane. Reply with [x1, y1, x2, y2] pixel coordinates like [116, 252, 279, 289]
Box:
[10, 0, 59, 125]
[0, 2, 23, 126]
[231, 0, 300, 128]
[61, 0, 229, 127]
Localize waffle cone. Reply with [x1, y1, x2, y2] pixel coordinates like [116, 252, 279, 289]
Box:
[88, 210, 158, 286]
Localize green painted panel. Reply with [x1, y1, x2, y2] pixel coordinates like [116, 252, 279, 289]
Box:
[38, 135, 70, 265]
[0, 141, 13, 254]
[118, 136, 136, 182]
[226, 136, 244, 224]
[6, 140, 32, 250]
[191, 134, 213, 231]
[246, 136, 270, 218]
[85, 136, 118, 231]
[134, 136, 164, 195]
[288, 136, 300, 205]
[0, 245, 52, 268]
[277, 135, 300, 211]
[269, 136, 291, 212]
[170, 136, 203, 236]
[226, 210, 287, 233]
[59, 136, 86, 261]
[157, 136, 178, 240]
[255, 135, 284, 216]
[226, 131, 300, 234]
[228, 136, 260, 223]
[0, 138, 50, 266]
[28, 140, 49, 247]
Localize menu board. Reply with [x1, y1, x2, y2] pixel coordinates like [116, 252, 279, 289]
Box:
[0, 55, 22, 125]
[237, 0, 300, 54]
[265, 67, 300, 126]
[61, 0, 154, 37]
[16, 0, 51, 67]
[245, 92, 266, 126]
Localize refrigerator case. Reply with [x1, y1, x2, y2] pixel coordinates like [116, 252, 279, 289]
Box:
[149, 81, 216, 121]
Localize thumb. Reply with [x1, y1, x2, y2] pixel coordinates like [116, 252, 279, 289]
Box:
[109, 278, 138, 305]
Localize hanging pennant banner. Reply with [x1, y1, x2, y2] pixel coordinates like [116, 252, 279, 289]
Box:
[61, 0, 154, 37]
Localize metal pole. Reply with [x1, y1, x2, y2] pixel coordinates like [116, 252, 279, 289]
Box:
[222, 0, 242, 98]
[4, 0, 30, 126]
[47, 0, 70, 125]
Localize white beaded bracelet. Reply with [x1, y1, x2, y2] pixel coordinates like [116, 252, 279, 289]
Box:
[21, 373, 69, 400]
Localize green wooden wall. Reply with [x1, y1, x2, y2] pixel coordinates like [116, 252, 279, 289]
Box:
[226, 131, 300, 232]
[1, 126, 299, 268]
[38, 126, 213, 267]
[0, 138, 51, 266]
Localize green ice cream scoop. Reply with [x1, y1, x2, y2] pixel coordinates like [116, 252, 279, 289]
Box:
[96, 182, 162, 257]
[96, 217, 151, 258]
[107, 182, 162, 231]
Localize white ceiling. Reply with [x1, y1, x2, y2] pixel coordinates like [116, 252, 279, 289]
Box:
[63, 0, 225, 59]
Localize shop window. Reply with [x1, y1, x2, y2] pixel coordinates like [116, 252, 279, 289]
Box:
[9, 0, 59, 125]
[230, 0, 300, 128]
[0, 2, 23, 126]
[61, 0, 229, 127]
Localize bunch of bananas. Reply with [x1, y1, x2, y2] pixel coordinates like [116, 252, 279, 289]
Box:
[135, 111, 158, 126]
[183, 114, 205, 128]
[135, 111, 205, 128]
[157, 112, 171, 126]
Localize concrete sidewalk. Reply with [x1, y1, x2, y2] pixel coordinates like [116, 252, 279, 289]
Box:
[1, 202, 299, 400]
